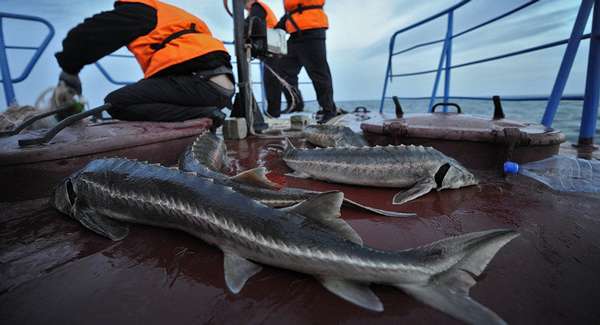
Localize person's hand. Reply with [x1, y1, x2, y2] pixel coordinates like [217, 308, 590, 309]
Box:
[59, 71, 82, 95]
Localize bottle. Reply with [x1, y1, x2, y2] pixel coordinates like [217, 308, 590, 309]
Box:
[503, 157, 599, 192]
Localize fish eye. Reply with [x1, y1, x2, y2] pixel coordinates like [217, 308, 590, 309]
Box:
[66, 179, 76, 205]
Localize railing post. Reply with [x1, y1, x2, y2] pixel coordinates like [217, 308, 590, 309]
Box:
[443, 10, 454, 111]
[259, 61, 266, 113]
[577, 0, 600, 149]
[541, 0, 594, 127]
[428, 13, 452, 112]
[379, 42, 393, 113]
[0, 18, 17, 107]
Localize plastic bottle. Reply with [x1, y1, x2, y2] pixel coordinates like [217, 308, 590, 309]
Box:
[503, 156, 600, 193]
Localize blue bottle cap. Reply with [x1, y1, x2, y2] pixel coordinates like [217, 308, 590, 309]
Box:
[503, 161, 519, 174]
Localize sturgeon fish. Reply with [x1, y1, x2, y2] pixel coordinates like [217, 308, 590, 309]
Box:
[179, 132, 413, 217]
[303, 124, 369, 148]
[52, 158, 517, 324]
[283, 139, 478, 205]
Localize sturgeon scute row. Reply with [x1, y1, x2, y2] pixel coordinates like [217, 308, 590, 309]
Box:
[53, 158, 517, 324]
[303, 124, 369, 148]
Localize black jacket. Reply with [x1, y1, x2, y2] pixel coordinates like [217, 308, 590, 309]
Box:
[55, 2, 231, 77]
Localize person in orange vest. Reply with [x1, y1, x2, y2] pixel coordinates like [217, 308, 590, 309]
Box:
[276, 0, 337, 123]
[244, 0, 301, 118]
[55, 0, 234, 128]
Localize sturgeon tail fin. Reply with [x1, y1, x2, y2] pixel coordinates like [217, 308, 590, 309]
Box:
[283, 137, 296, 157]
[397, 229, 518, 325]
[190, 131, 229, 172]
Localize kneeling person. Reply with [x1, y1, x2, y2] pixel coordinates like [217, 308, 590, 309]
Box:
[55, 0, 234, 126]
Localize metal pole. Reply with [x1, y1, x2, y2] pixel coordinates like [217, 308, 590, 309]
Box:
[379, 35, 396, 113]
[577, 0, 600, 147]
[428, 13, 451, 112]
[0, 18, 17, 107]
[259, 61, 267, 113]
[233, 0, 253, 132]
[443, 10, 454, 111]
[541, 0, 594, 127]
[379, 58, 391, 113]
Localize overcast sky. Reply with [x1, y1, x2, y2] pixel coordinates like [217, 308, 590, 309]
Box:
[0, 0, 591, 109]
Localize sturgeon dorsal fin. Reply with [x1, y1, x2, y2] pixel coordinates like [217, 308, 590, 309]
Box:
[223, 251, 263, 294]
[319, 277, 383, 312]
[230, 167, 281, 190]
[284, 191, 363, 245]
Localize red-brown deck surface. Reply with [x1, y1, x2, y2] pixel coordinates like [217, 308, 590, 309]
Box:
[1, 136, 600, 324]
[0, 118, 212, 201]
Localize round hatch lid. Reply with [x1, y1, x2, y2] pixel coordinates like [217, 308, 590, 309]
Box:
[361, 112, 565, 146]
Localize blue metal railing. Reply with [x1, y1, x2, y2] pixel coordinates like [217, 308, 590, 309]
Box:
[0, 12, 55, 106]
[379, 0, 600, 145]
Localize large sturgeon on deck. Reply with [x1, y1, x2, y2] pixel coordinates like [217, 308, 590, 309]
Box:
[52, 158, 517, 324]
[283, 139, 478, 205]
[179, 132, 413, 217]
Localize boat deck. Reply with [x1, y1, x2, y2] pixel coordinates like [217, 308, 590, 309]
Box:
[2, 134, 600, 324]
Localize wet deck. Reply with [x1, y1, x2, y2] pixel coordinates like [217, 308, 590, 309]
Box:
[2, 135, 600, 324]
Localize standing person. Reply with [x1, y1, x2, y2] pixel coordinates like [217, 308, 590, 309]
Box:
[277, 0, 337, 123]
[55, 0, 234, 127]
[245, 0, 285, 118]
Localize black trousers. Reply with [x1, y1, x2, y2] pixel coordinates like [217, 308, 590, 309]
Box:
[104, 74, 233, 122]
[279, 30, 336, 113]
[262, 57, 304, 117]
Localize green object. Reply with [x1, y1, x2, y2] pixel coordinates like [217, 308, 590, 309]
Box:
[55, 101, 85, 122]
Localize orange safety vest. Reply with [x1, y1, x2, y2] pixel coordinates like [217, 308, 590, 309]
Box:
[249, 0, 278, 29]
[283, 0, 328, 34]
[117, 0, 228, 78]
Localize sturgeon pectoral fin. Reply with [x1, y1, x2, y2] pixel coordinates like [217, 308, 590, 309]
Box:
[285, 170, 312, 179]
[392, 178, 437, 205]
[223, 251, 263, 294]
[319, 277, 383, 312]
[231, 167, 281, 190]
[76, 208, 129, 241]
[285, 191, 363, 245]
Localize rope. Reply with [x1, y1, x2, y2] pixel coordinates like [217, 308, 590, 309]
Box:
[262, 61, 299, 113]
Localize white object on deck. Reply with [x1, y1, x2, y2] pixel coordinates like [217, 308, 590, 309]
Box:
[290, 115, 309, 131]
[223, 118, 248, 140]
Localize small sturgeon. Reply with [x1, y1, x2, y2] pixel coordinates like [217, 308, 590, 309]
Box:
[52, 158, 517, 324]
[303, 124, 369, 148]
[179, 132, 414, 217]
[283, 139, 478, 205]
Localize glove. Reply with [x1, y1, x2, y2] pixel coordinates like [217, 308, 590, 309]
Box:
[59, 71, 82, 95]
